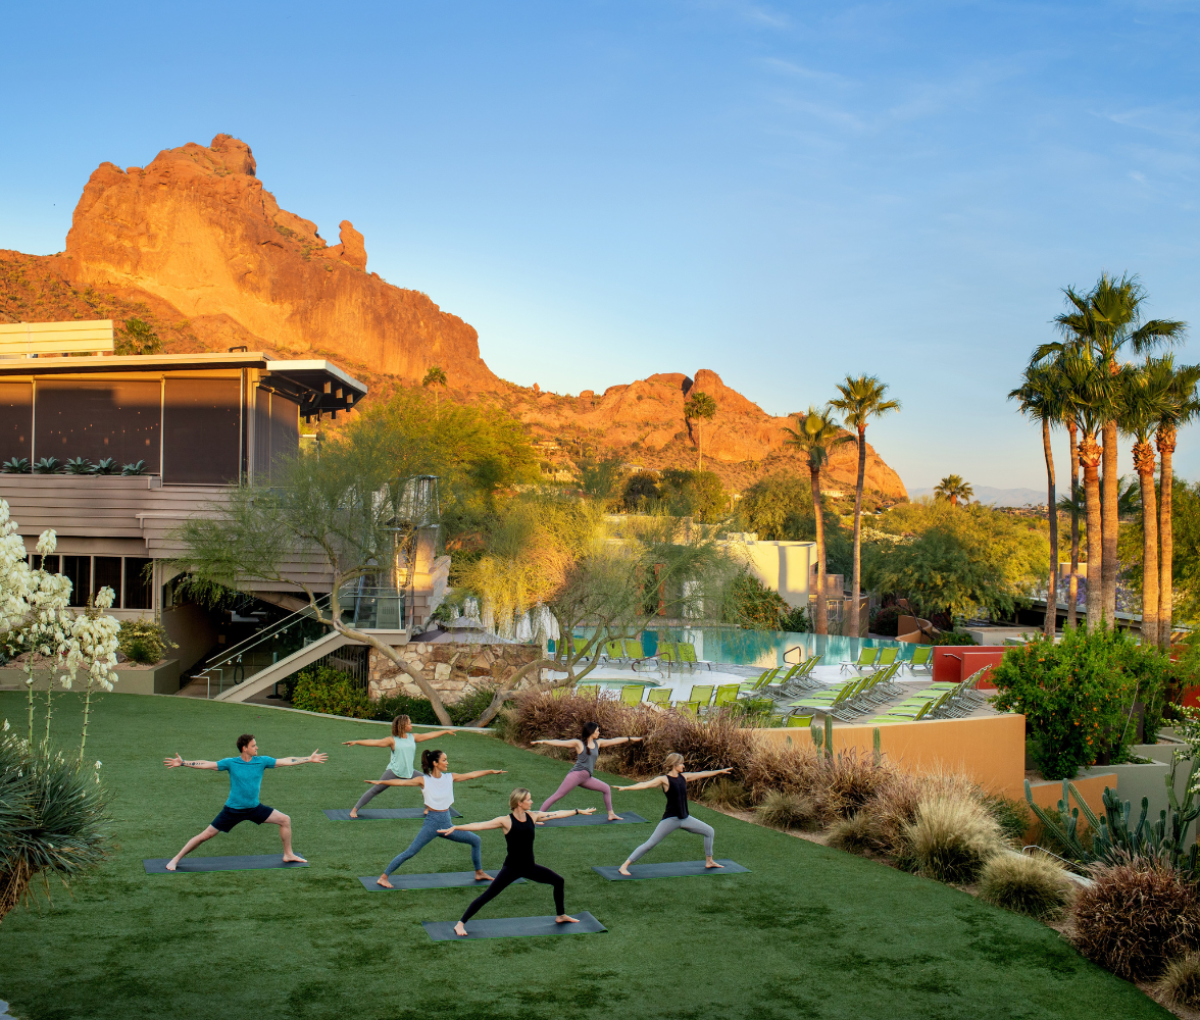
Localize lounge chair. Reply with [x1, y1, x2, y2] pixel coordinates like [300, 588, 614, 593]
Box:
[877, 700, 931, 723]
[671, 685, 694, 706]
[657, 642, 678, 674]
[678, 700, 702, 717]
[840, 647, 878, 674]
[785, 713, 814, 728]
[647, 687, 672, 706]
[620, 684, 649, 706]
[690, 684, 715, 707]
[677, 642, 714, 672]
[868, 647, 899, 672]
[791, 681, 864, 721]
[575, 684, 599, 698]
[905, 645, 933, 676]
[765, 713, 786, 727]
[711, 684, 740, 709]
[601, 639, 626, 664]
[746, 666, 785, 694]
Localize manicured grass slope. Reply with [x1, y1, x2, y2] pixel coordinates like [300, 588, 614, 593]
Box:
[0, 693, 1170, 1020]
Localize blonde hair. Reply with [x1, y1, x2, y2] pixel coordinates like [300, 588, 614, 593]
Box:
[663, 752, 684, 773]
[509, 788, 532, 811]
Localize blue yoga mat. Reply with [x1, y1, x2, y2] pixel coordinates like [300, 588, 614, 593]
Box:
[591, 859, 749, 881]
[359, 872, 525, 891]
[422, 911, 607, 940]
[323, 808, 461, 821]
[144, 854, 309, 874]
[537, 811, 647, 827]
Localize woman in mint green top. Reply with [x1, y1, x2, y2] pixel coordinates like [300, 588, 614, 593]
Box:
[344, 716, 455, 817]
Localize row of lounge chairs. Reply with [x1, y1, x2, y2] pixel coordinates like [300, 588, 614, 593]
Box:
[873, 669, 990, 722]
[785, 662, 908, 721]
[596, 638, 713, 674]
[840, 645, 933, 675]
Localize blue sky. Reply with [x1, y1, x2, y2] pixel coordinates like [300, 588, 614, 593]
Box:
[3, 1, 1200, 492]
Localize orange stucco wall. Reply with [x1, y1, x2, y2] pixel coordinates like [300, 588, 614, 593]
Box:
[754, 713, 1027, 798]
[1027, 773, 1116, 834]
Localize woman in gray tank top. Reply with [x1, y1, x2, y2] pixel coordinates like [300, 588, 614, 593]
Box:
[532, 722, 644, 821]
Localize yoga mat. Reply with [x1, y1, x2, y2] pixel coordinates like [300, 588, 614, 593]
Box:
[323, 808, 461, 821]
[144, 854, 309, 874]
[537, 811, 647, 828]
[359, 873, 525, 891]
[591, 859, 749, 881]
[422, 911, 607, 941]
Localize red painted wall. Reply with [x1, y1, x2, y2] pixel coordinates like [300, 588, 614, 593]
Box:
[931, 647, 1008, 688]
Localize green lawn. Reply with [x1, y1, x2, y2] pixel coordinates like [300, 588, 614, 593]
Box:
[0, 692, 1171, 1020]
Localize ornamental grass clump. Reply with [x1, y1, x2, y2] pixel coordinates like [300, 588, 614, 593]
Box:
[827, 810, 887, 855]
[1073, 858, 1200, 981]
[698, 777, 752, 811]
[904, 790, 1004, 883]
[754, 790, 822, 831]
[1154, 954, 1200, 1010]
[820, 748, 896, 820]
[977, 852, 1076, 919]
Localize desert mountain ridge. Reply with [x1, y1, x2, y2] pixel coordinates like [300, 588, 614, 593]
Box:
[0, 134, 906, 500]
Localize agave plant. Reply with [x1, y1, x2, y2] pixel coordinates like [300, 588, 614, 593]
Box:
[63, 457, 93, 475]
[92, 458, 119, 475]
[0, 457, 30, 474]
[32, 457, 61, 475]
[120, 460, 146, 476]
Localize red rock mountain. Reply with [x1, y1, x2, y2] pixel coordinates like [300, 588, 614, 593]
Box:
[0, 135, 906, 499]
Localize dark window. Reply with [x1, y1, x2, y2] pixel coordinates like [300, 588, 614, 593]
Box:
[0, 383, 32, 463]
[123, 557, 153, 610]
[62, 556, 90, 608]
[163, 379, 241, 484]
[35, 381, 160, 471]
[93, 556, 122, 608]
[253, 388, 299, 483]
[30, 554, 60, 573]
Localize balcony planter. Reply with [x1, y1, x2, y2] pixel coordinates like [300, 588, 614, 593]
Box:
[0, 658, 181, 695]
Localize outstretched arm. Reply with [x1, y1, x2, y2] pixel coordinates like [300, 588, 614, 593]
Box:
[276, 750, 329, 767]
[683, 768, 733, 782]
[342, 738, 394, 748]
[530, 739, 582, 749]
[413, 729, 455, 743]
[598, 736, 645, 748]
[438, 815, 510, 835]
[163, 754, 218, 770]
[453, 769, 508, 782]
[531, 807, 596, 821]
[614, 776, 667, 792]
[365, 776, 424, 787]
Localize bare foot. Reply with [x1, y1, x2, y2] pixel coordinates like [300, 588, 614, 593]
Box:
[607, 813, 621, 822]
[165, 859, 181, 872]
[705, 858, 724, 869]
[475, 871, 493, 882]
[556, 914, 580, 924]
[454, 921, 468, 937]
[349, 809, 358, 819]
[376, 875, 394, 889]
[282, 853, 308, 864]
[618, 863, 632, 876]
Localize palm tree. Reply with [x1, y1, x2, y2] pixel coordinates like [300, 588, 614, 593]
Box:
[684, 391, 717, 471]
[829, 374, 901, 642]
[1064, 410, 1081, 630]
[1044, 274, 1186, 627]
[933, 475, 973, 506]
[422, 365, 448, 416]
[1009, 364, 1066, 637]
[781, 407, 850, 635]
[1117, 358, 1174, 647]
[1151, 358, 1200, 648]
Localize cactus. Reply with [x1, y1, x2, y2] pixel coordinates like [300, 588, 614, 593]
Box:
[873, 727, 882, 767]
[811, 722, 823, 754]
[824, 715, 834, 761]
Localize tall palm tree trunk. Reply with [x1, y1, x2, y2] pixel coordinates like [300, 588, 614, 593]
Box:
[1067, 418, 1080, 630]
[1133, 441, 1159, 647]
[849, 426, 867, 639]
[810, 466, 829, 636]
[1101, 420, 1119, 629]
[1081, 433, 1104, 631]
[1042, 418, 1058, 637]
[1158, 424, 1176, 649]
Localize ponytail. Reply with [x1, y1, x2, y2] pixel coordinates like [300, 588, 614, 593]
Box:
[421, 748, 444, 775]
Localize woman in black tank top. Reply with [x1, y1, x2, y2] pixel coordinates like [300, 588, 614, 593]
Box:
[613, 753, 732, 876]
[440, 789, 593, 936]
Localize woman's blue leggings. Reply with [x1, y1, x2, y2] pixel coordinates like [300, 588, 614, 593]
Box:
[384, 809, 482, 874]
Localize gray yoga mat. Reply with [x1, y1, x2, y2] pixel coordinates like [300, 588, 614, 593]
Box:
[537, 811, 647, 828]
[592, 859, 748, 881]
[323, 808, 461, 821]
[359, 872, 526, 891]
[144, 854, 309, 874]
[422, 911, 607, 941]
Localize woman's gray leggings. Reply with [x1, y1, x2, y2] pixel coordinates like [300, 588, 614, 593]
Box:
[354, 769, 422, 811]
[627, 816, 715, 863]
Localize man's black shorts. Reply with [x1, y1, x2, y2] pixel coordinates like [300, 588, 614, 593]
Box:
[212, 803, 274, 832]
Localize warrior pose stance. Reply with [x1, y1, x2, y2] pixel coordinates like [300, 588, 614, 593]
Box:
[442, 788, 592, 936]
[615, 753, 731, 875]
[368, 749, 506, 888]
[162, 734, 328, 871]
[531, 722, 643, 821]
[343, 715, 455, 817]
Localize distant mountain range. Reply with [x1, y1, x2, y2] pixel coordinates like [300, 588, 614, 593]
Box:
[910, 485, 1047, 507]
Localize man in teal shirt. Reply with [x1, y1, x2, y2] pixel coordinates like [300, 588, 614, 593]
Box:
[163, 734, 327, 871]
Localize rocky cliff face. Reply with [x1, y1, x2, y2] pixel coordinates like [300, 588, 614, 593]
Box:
[1, 134, 907, 500]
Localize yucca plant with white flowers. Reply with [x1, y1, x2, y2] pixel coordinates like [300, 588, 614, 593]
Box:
[64, 588, 120, 761]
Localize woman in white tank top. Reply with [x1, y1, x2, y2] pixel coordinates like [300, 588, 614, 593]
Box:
[367, 749, 506, 888]
[342, 715, 456, 818]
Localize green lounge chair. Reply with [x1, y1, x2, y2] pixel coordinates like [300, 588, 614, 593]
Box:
[647, 687, 672, 706]
[671, 685, 694, 706]
[765, 713, 786, 727]
[620, 684, 649, 706]
[786, 713, 814, 728]
[746, 666, 784, 693]
[576, 684, 599, 697]
[657, 642, 679, 675]
[712, 684, 740, 708]
[877, 700, 931, 723]
[869, 647, 899, 672]
[840, 647, 878, 674]
[677, 642, 714, 672]
[906, 645, 933, 675]
[679, 700, 702, 717]
[690, 684, 715, 706]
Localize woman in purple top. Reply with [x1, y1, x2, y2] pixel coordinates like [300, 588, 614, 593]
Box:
[531, 722, 643, 822]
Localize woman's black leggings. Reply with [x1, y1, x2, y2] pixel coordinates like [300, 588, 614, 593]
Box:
[460, 862, 565, 922]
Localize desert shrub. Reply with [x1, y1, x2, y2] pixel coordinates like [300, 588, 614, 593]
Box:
[290, 666, 372, 718]
[827, 811, 887, 855]
[723, 571, 794, 631]
[983, 795, 1032, 845]
[821, 749, 896, 819]
[741, 742, 823, 801]
[904, 791, 1003, 883]
[931, 630, 976, 646]
[1155, 954, 1200, 1010]
[699, 777, 752, 811]
[117, 618, 175, 665]
[1074, 859, 1200, 981]
[371, 691, 443, 726]
[754, 790, 822, 831]
[977, 852, 1076, 919]
[870, 605, 902, 637]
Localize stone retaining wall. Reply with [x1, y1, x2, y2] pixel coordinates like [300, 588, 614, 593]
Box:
[368, 643, 543, 703]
